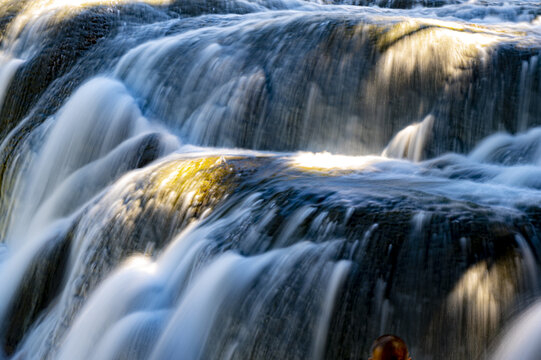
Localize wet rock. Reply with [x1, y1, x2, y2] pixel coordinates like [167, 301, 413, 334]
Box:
[3, 227, 72, 355]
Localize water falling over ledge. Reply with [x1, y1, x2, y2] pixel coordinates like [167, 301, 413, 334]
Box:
[0, 1, 540, 359]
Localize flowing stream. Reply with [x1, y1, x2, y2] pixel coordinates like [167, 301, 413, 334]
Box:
[0, 0, 540, 359]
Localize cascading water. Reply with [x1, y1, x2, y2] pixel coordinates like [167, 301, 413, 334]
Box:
[0, 0, 540, 359]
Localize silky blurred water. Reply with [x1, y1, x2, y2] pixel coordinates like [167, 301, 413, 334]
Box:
[0, 0, 540, 359]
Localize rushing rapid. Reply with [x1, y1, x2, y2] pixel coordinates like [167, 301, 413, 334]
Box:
[0, 0, 540, 359]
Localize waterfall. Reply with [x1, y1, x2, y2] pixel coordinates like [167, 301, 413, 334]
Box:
[0, 0, 540, 359]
